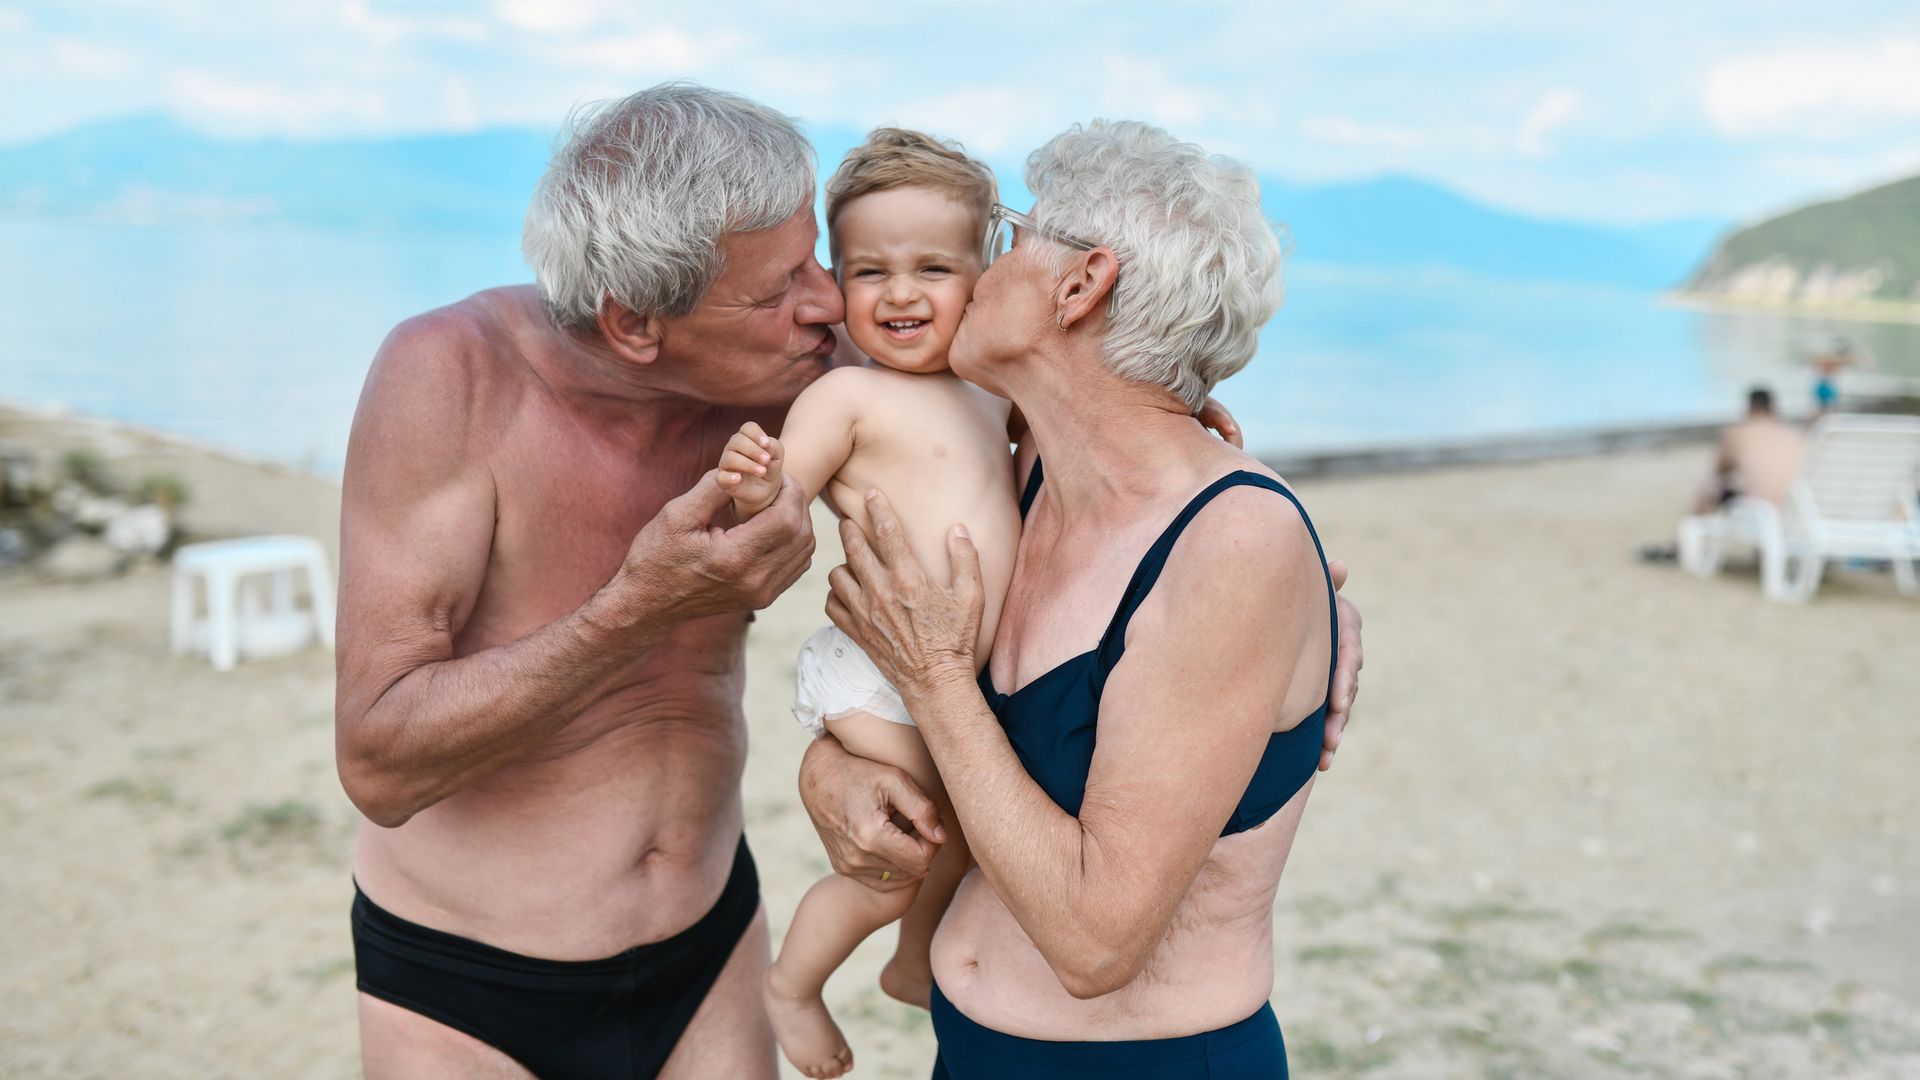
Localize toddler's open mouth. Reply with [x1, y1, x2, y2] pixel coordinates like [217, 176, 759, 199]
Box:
[880, 319, 929, 342]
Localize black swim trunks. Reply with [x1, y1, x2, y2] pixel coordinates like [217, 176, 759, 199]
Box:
[352, 838, 759, 1080]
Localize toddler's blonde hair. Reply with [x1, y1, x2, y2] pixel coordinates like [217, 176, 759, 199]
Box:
[824, 128, 997, 262]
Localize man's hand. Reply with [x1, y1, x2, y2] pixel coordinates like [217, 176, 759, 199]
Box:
[1196, 395, 1244, 448]
[1320, 558, 1363, 772]
[797, 734, 944, 892]
[717, 420, 784, 518]
[594, 468, 814, 633]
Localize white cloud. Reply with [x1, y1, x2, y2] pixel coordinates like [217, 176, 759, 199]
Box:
[168, 70, 389, 133]
[341, 1, 491, 48]
[881, 87, 1035, 155]
[441, 76, 481, 131]
[1704, 37, 1920, 138]
[0, 6, 29, 34]
[1516, 88, 1584, 158]
[50, 39, 136, 77]
[563, 28, 748, 74]
[1300, 116, 1433, 150]
[494, 0, 612, 34]
[1094, 56, 1227, 130]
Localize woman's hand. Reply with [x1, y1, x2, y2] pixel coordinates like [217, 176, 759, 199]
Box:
[826, 490, 984, 706]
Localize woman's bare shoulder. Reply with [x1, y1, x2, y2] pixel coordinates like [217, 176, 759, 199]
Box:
[1154, 457, 1328, 623]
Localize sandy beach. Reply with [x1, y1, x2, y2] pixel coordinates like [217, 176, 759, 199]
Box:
[3, 401, 1917, 1079]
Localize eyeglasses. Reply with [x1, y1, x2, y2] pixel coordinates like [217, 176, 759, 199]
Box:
[983, 203, 1099, 265]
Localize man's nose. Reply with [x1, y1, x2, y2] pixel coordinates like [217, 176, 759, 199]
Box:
[794, 258, 844, 325]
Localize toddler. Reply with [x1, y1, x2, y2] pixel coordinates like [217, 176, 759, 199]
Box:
[718, 129, 1019, 1079]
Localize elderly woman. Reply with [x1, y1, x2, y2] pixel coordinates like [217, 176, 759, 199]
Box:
[825, 120, 1345, 1078]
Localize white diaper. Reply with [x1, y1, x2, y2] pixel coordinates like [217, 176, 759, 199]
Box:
[791, 624, 914, 738]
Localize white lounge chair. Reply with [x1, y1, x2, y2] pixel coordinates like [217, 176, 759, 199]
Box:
[1677, 415, 1920, 602]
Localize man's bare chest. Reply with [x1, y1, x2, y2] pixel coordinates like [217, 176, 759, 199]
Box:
[463, 417, 732, 644]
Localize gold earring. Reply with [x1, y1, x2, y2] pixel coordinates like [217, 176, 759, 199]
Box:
[1056, 312, 1069, 330]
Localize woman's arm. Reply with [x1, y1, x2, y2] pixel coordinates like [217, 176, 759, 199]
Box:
[828, 489, 1324, 998]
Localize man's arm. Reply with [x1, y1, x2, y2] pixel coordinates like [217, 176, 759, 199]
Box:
[334, 319, 815, 827]
[795, 733, 946, 891]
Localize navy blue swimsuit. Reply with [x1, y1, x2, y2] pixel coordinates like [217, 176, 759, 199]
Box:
[930, 459, 1337, 1080]
[981, 459, 1335, 835]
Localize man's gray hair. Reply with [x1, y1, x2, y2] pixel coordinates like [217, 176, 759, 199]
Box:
[522, 82, 816, 331]
[1026, 120, 1285, 410]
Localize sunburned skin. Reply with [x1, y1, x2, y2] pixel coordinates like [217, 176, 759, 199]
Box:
[337, 202, 842, 1079]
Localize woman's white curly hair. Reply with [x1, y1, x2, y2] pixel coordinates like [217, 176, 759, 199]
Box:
[1026, 120, 1286, 410]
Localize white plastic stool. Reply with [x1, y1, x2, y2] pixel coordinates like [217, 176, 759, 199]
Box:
[170, 535, 336, 671]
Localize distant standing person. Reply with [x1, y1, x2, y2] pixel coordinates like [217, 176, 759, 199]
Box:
[1694, 387, 1805, 512]
[1811, 338, 1855, 415]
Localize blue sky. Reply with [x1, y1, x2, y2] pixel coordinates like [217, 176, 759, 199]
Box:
[3, 0, 1917, 224]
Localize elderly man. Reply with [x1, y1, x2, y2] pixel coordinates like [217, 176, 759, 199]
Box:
[335, 83, 1364, 1080]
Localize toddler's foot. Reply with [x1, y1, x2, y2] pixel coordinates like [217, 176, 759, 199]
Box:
[763, 965, 853, 1079]
[880, 955, 933, 1009]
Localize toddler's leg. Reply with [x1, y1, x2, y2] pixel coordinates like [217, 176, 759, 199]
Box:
[883, 825, 969, 1008]
[764, 709, 940, 1079]
[823, 709, 967, 1010]
[765, 872, 918, 1078]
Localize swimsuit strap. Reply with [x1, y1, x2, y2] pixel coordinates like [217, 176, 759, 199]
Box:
[1017, 456, 1045, 520]
[1095, 471, 1338, 689]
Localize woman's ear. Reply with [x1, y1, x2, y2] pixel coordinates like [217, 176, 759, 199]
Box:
[1055, 247, 1118, 330]
[595, 297, 662, 365]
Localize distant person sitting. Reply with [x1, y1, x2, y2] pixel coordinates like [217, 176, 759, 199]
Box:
[1694, 387, 1805, 513]
[1642, 387, 1806, 563]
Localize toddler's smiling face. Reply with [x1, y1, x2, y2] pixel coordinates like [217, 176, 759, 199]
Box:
[832, 185, 985, 375]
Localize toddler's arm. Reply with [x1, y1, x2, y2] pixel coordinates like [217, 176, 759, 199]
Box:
[718, 422, 785, 519]
[717, 368, 863, 520]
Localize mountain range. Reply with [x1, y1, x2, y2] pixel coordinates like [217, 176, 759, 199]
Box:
[1682, 174, 1920, 310]
[1, 115, 1725, 291]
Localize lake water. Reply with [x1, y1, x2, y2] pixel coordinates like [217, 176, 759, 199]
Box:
[3, 215, 1916, 474]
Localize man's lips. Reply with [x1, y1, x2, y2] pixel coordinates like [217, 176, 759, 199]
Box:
[807, 328, 837, 358]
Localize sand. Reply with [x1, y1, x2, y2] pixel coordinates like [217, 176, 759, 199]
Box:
[3, 402, 1918, 1078]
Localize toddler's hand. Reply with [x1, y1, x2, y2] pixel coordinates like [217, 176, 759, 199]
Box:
[718, 421, 784, 517]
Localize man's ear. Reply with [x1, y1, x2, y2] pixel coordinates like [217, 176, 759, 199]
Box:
[1055, 247, 1118, 330]
[595, 297, 662, 365]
